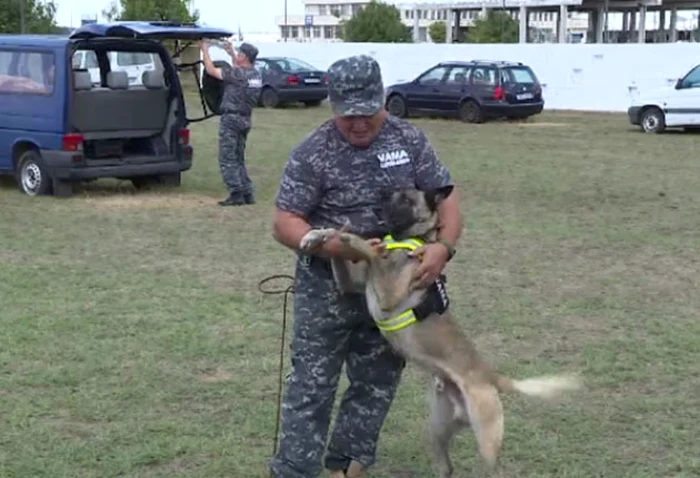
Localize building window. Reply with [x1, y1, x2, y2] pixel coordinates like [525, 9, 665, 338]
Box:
[318, 5, 327, 15]
[291, 26, 299, 38]
[352, 4, 362, 15]
[324, 26, 334, 38]
[313, 26, 321, 38]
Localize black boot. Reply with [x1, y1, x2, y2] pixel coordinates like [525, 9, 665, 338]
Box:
[218, 193, 246, 206]
[243, 192, 255, 205]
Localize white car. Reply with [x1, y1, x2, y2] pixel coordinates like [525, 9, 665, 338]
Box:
[627, 63, 700, 133]
[72, 50, 157, 87]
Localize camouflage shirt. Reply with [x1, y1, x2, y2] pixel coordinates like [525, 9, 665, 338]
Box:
[220, 63, 262, 124]
[275, 116, 453, 238]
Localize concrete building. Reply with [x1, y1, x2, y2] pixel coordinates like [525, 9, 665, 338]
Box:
[275, 0, 587, 41]
[274, 0, 699, 43]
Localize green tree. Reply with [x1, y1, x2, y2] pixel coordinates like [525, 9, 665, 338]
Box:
[102, 0, 198, 23]
[339, 0, 411, 43]
[428, 21, 446, 43]
[0, 0, 59, 34]
[467, 9, 519, 43]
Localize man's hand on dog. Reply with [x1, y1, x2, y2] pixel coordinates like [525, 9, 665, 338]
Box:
[409, 243, 450, 287]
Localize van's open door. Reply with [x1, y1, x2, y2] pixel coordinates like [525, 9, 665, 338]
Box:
[69, 21, 233, 123]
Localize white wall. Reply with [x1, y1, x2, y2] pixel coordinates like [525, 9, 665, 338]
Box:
[208, 42, 700, 112]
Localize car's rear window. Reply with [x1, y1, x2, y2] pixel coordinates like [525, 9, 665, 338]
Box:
[503, 67, 537, 84]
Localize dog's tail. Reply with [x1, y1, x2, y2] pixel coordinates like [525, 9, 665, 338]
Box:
[494, 374, 582, 400]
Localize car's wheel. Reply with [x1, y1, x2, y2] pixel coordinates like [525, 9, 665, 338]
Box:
[386, 95, 408, 118]
[260, 87, 280, 108]
[303, 100, 322, 107]
[459, 100, 484, 123]
[640, 106, 665, 134]
[16, 149, 52, 197]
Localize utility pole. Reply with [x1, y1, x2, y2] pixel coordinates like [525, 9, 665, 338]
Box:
[284, 0, 288, 42]
[20, 0, 26, 34]
[603, 0, 609, 42]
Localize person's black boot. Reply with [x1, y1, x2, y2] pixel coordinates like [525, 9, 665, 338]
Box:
[218, 193, 246, 206]
[243, 192, 255, 205]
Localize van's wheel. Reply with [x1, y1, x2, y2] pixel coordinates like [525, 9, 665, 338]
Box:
[260, 87, 280, 108]
[640, 107, 665, 134]
[16, 150, 52, 197]
[386, 95, 407, 118]
[459, 100, 484, 123]
[131, 173, 181, 190]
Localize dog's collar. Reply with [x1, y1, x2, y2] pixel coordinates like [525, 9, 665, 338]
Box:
[382, 234, 425, 252]
[376, 309, 419, 332]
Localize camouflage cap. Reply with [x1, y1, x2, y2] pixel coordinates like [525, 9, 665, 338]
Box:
[238, 42, 259, 62]
[327, 54, 384, 117]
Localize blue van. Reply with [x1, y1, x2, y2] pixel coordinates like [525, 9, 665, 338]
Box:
[0, 22, 231, 197]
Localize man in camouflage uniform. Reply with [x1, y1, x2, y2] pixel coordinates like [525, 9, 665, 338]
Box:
[200, 41, 262, 206]
[269, 55, 463, 478]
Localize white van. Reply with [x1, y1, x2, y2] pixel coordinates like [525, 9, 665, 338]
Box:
[72, 50, 158, 86]
[627, 63, 700, 133]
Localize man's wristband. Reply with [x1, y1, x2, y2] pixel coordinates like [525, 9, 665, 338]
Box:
[435, 238, 456, 261]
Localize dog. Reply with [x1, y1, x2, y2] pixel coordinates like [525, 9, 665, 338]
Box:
[299, 186, 582, 478]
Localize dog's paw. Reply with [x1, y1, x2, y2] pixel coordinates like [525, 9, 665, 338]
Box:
[339, 232, 353, 244]
[299, 228, 336, 252]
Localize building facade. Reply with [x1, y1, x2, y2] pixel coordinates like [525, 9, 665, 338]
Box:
[274, 0, 589, 42]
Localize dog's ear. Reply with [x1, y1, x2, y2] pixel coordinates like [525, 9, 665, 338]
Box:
[423, 185, 454, 211]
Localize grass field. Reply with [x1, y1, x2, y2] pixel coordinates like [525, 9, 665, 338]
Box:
[1, 105, 699, 478]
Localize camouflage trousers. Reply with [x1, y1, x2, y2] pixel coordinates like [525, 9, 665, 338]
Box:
[268, 255, 406, 478]
[218, 114, 253, 196]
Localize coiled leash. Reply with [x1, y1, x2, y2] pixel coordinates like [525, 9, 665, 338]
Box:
[257, 273, 295, 471]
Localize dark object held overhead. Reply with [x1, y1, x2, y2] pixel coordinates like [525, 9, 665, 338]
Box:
[201, 60, 227, 115]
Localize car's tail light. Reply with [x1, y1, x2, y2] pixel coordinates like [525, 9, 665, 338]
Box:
[534, 83, 542, 96]
[494, 86, 505, 101]
[178, 128, 190, 146]
[287, 75, 300, 85]
[62, 133, 84, 151]
[324, 75, 329, 84]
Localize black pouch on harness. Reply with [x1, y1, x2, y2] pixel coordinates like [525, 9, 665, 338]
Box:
[412, 274, 450, 321]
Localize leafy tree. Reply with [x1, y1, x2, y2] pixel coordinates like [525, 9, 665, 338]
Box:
[102, 0, 198, 23]
[467, 9, 519, 43]
[0, 0, 59, 34]
[428, 21, 446, 43]
[340, 0, 411, 43]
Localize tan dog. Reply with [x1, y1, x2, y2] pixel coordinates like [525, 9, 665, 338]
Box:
[300, 187, 581, 478]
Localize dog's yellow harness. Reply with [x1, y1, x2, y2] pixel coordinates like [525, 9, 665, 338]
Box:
[374, 234, 449, 333]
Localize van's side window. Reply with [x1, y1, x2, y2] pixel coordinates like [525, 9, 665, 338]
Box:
[0, 50, 55, 95]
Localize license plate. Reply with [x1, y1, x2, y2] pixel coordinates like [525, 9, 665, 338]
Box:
[516, 92, 534, 100]
[304, 78, 321, 84]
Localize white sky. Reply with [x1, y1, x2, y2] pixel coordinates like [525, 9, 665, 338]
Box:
[55, 0, 307, 33]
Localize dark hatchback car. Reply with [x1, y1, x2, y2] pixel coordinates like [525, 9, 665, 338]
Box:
[253, 56, 328, 108]
[385, 60, 544, 123]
